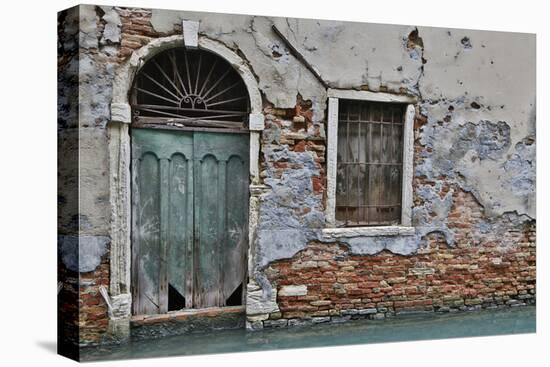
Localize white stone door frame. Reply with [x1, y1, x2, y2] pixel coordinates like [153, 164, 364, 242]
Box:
[106, 34, 264, 327]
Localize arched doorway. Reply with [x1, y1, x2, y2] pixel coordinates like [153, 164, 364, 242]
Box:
[130, 47, 251, 315]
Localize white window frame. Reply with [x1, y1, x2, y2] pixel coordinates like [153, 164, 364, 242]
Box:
[324, 88, 416, 236]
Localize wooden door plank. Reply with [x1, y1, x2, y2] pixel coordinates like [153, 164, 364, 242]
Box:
[193, 132, 249, 308]
[192, 155, 201, 308]
[132, 150, 161, 315]
[132, 128, 193, 315]
[223, 154, 249, 303]
[159, 158, 169, 313]
[195, 154, 220, 308]
[167, 154, 188, 305]
[184, 157, 194, 309]
[217, 160, 227, 306]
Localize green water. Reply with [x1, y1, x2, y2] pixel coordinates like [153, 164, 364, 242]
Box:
[81, 306, 535, 362]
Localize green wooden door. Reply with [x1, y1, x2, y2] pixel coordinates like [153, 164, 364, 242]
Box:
[193, 132, 249, 308]
[131, 128, 249, 315]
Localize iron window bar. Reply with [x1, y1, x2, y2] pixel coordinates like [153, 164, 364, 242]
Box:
[131, 47, 250, 130]
[335, 99, 405, 227]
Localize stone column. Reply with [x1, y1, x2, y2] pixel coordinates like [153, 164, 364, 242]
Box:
[106, 102, 132, 342]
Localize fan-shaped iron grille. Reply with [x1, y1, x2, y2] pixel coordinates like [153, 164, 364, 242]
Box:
[131, 47, 250, 130]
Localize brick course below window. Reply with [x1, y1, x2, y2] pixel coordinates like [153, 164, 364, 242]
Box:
[264, 189, 535, 324]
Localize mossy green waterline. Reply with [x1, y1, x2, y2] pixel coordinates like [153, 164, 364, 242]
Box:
[81, 306, 535, 362]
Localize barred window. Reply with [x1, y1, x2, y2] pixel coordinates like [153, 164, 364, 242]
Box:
[335, 100, 405, 226]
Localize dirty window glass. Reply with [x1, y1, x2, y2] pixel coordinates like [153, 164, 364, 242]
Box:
[336, 100, 404, 226]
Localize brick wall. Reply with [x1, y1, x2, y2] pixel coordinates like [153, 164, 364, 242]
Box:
[262, 101, 326, 197]
[265, 211, 535, 325]
[257, 109, 536, 328]
[58, 253, 110, 348]
[78, 254, 110, 345]
[118, 8, 162, 59]
[58, 261, 79, 356]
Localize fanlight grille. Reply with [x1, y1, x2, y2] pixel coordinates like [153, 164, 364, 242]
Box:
[131, 47, 250, 130]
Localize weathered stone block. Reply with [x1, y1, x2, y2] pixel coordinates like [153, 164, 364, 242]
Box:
[110, 103, 131, 123]
[312, 317, 331, 324]
[310, 300, 332, 306]
[263, 319, 288, 328]
[182, 20, 199, 47]
[358, 308, 377, 315]
[288, 318, 313, 327]
[246, 321, 264, 330]
[247, 314, 269, 322]
[330, 315, 352, 323]
[279, 285, 308, 297]
[246, 282, 280, 316]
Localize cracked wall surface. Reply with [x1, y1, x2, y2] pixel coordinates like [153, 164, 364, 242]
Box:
[58, 4, 536, 343]
[145, 7, 536, 221]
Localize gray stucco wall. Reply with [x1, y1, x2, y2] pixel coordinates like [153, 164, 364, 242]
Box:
[61, 5, 535, 284]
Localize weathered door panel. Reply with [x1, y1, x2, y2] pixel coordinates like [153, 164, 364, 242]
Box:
[133, 152, 161, 315]
[132, 129, 248, 314]
[193, 133, 249, 308]
[132, 129, 194, 315]
[223, 155, 249, 303]
[168, 153, 194, 309]
[194, 154, 221, 307]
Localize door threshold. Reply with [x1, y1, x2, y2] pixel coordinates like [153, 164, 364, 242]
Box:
[132, 305, 245, 324]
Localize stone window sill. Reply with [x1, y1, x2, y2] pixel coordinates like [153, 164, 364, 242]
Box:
[322, 226, 415, 239]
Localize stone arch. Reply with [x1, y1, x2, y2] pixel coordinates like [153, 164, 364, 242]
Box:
[111, 35, 262, 116]
[106, 35, 264, 337]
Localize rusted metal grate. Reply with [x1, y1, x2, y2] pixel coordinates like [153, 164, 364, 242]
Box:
[335, 99, 405, 226]
[131, 47, 250, 131]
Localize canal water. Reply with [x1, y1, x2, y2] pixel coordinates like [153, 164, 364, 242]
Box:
[81, 306, 535, 362]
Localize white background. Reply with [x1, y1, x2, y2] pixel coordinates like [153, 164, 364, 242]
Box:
[0, 0, 547, 366]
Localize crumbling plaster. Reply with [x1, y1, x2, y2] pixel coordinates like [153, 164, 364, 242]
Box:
[147, 8, 535, 219]
[65, 5, 535, 326]
[59, 235, 110, 273]
[416, 28, 535, 218]
[59, 6, 120, 274]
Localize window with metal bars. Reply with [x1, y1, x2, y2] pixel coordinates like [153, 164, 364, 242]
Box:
[335, 99, 405, 226]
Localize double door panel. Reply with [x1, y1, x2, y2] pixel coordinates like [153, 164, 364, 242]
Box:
[131, 128, 249, 315]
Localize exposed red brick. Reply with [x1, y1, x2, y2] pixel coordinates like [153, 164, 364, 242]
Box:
[312, 176, 324, 193]
[293, 140, 307, 152]
[268, 218, 536, 318]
